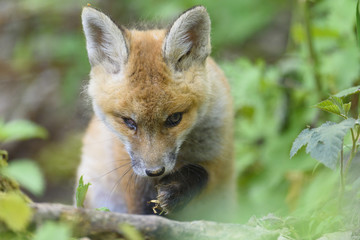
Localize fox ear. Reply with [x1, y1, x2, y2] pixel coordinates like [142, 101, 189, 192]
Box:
[82, 7, 128, 74]
[163, 6, 211, 71]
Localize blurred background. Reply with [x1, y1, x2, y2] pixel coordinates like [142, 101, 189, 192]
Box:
[0, 0, 359, 225]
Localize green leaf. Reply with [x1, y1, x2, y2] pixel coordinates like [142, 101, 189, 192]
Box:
[3, 159, 45, 196]
[309, 119, 356, 169]
[314, 99, 342, 117]
[96, 207, 110, 212]
[314, 96, 351, 117]
[0, 192, 32, 231]
[330, 96, 345, 113]
[0, 119, 48, 143]
[318, 231, 352, 240]
[119, 223, 144, 240]
[357, 0, 360, 48]
[334, 85, 360, 98]
[291, 119, 356, 170]
[33, 221, 71, 240]
[75, 175, 91, 208]
[343, 103, 351, 116]
[290, 128, 312, 158]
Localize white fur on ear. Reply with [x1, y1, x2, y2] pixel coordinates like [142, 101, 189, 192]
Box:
[82, 7, 128, 74]
[163, 6, 211, 71]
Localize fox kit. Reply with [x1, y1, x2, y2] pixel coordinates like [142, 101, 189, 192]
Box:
[77, 6, 236, 221]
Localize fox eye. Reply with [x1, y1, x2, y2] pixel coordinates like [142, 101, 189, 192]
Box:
[122, 117, 137, 131]
[165, 112, 183, 127]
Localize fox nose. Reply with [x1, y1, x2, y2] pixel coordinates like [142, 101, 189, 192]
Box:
[145, 167, 165, 177]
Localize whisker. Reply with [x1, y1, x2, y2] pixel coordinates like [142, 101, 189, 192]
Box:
[134, 174, 141, 187]
[85, 136, 119, 145]
[126, 171, 135, 193]
[106, 165, 133, 205]
[96, 162, 132, 180]
[103, 158, 131, 164]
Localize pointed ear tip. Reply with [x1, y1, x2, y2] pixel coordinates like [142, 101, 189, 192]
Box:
[191, 5, 208, 13]
[82, 7, 91, 18]
[184, 6, 209, 20]
[82, 6, 100, 18]
[195, 5, 207, 10]
[82, 6, 91, 13]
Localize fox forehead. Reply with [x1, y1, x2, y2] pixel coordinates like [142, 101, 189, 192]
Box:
[90, 29, 206, 122]
[126, 30, 169, 86]
[125, 30, 176, 120]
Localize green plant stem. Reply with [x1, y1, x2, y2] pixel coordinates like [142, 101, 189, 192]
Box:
[345, 126, 360, 176]
[340, 147, 345, 196]
[302, 0, 322, 95]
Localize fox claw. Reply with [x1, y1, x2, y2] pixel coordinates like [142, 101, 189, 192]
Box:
[148, 199, 167, 215]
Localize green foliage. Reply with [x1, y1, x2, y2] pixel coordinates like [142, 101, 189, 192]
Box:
[334, 85, 360, 98]
[0, 119, 46, 196]
[289, 83, 360, 238]
[0, 150, 8, 168]
[292, 0, 360, 92]
[290, 118, 356, 170]
[96, 207, 110, 212]
[33, 221, 71, 240]
[112, 0, 287, 52]
[36, 134, 81, 185]
[221, 4, 360, 239]
[0, 118, 48, 236]
[3, 159, 45, 196]
[0, 156, 25, 199]
[0, 192, 32, 232]
[119, 223, 144, 240]
[0, 119, 48, 143]
[292, 84, 360, 175]
[357, 0, 360, 48]
[75, 175, 91, 208]
[314, 96, 350, 118]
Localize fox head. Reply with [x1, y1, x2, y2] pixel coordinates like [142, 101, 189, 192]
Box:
[82, 6, 211, 177]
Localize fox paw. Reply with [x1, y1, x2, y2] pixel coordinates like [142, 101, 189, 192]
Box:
[150, 164, 208, 215]
[154, 181, 183, 215]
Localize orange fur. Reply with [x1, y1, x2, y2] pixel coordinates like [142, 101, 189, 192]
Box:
[77, 6, 236, 221]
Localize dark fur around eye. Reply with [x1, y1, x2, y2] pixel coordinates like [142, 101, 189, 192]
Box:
[122, 117, 137, 131]
[165, 112, 183, 127]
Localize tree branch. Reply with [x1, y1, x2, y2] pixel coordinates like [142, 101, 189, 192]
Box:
[30, 203, 282, 240]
